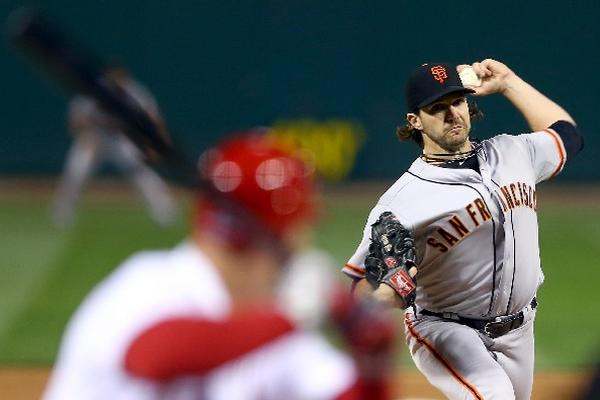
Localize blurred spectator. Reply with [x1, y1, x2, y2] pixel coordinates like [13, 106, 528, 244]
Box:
[51, 65, 177, 227]
[43, 132, 397, 400]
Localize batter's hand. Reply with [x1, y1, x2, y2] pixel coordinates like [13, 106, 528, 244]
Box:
[457, 59, 518, 96]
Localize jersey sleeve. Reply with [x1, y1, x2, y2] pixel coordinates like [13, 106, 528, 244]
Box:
[124, 307, 295, 380]
[516, 127, 567, 183]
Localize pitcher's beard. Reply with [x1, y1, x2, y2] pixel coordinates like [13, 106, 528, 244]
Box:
[432, 129, 470, 154]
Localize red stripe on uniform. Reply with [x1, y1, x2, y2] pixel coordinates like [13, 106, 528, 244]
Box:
[404, 314, 484, 400]
[544, 128, 566, 177]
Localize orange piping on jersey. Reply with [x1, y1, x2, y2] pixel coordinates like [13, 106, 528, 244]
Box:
[544, 128, 566, 177]
[404, 314, 484, 400]
[343, 263, 365, 277]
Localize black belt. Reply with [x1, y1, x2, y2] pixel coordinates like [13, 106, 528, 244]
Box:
[421, 297, 538, 339]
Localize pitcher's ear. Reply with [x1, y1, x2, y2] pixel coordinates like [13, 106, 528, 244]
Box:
[406, 113, 422, 131]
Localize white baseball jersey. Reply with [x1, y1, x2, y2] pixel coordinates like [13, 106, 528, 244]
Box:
[345, 129, 565, 318]
[344, 129, 566, 399]
[44, 241, 357, 400]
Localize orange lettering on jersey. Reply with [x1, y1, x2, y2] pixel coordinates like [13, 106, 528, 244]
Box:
[449, 215, 470, 238]
[438, 228, 459, 246]
[494, 181, 538, 214]
[466, 203, 479, 226]
[517, 183, 525, 205]
[510, 183, 521, 206]
[500, 186, 515, 209]
[428, 198, 493, 254]
[474, 199, 491, 222]
[520, 182, 529, 207]
[427, 237, 448, 253]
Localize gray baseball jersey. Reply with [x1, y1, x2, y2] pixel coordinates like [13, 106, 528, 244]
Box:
[344, 128, 566, 399]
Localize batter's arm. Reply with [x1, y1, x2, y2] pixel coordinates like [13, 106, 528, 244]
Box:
[467, 59, 575, 131]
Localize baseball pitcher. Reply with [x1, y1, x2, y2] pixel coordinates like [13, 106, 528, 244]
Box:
[343, 59, 583, 399]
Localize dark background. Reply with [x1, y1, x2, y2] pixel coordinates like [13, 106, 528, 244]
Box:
[1, 1, 597, 180]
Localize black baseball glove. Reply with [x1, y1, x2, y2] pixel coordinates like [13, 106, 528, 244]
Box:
[364, 211, 418, 308]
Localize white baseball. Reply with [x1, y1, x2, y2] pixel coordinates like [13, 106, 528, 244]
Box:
[459, 66, 482, 87]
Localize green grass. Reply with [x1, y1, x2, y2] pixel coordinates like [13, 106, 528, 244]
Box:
[0, 191, 599, 370]
[535, 205, 600, 370]
[0, 198, 188, 364]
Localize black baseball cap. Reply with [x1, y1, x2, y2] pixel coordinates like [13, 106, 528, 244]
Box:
[406, 63, 475, 112]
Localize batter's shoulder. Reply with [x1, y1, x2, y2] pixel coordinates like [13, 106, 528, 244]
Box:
[117, 247, 174, 272]
[115, 242, 207, 282]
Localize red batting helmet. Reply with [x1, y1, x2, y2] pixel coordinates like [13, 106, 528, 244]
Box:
[195, 130, 316, 248]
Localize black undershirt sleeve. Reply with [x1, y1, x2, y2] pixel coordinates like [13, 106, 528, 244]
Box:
[549, 120, 584, 159]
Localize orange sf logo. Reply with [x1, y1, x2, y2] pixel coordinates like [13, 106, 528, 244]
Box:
[431, 65, 448, 84]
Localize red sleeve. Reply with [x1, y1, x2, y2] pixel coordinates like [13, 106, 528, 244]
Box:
[124, 307, 295, 381]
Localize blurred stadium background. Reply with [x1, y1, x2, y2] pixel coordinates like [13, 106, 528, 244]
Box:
[1, 1, 599, 399]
